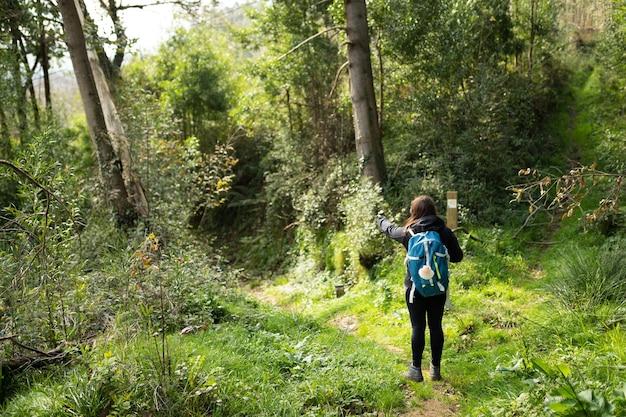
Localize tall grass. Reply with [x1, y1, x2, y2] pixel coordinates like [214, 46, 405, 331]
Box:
[547, 242, 626, 326]
[0, 293, 408, 416]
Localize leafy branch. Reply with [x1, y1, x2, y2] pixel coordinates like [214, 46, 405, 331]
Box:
[508, 163, 624, 235]
[0, 159, 74, 219]
[532, 358, 622, 416]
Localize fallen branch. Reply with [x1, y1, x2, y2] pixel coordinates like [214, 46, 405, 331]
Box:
[524, 240, 563, 246]
[1, 346, 68, 373]
[0, 336, 72, 373]
[0, 335, 17, 343]
[8, 336, 53, 356]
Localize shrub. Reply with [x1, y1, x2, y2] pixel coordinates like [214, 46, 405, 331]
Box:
[338, 179, 394, 280]
[547, 242, 626, 325]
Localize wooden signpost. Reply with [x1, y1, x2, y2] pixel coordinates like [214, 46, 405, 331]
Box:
[447, 191, 458, 230]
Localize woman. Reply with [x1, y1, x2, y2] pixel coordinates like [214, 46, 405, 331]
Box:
[377, 195, 463, 382]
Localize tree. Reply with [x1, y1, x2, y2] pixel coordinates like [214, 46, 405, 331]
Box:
[344, 0, 386, 184]
[364, 0, 564, 217]
[57, 0, 149, 226]
[155, 27, 232, 147]
[0, 0, 66, 151]
[249, 0, 386, 183]
[252, 0, 354, 164]
[79, 0, 200, 87]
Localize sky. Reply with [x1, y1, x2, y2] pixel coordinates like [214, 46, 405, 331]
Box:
[47, 0, 245, 91]
[84, 0, 245, 53]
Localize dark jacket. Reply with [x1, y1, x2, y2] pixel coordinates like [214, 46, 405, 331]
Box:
[377, 214, 463, 289]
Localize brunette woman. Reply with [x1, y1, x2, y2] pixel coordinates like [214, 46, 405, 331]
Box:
[377, 195, 463, 382]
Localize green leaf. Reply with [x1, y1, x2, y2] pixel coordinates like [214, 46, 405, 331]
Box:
[548, 400, 575, 413]
[577, 389, 593, 404]
[532, 358, 555, 378]
[556, 385, 577, 400]
[556, 363, 571, 377]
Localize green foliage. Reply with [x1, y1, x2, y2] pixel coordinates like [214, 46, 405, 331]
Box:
[125, 26, 234, 150]
[595, 3, 626, 174]
[532, 359, 618, 417]
[378, 0, 518, 70]
[338, 179, 393, 277]
[184, 137, 238, 227]
[232, 0, 359, 251]
[244, 0, 354, 163]
[1, 294, 407, 416]
[294, 158, 358, 231]
[0, 130, 86, 349]
[128, 233, 230, 334]
[325, 231, 350, 277]
[283, 173, 394, 285]
[545, 242, 626, 326]
[0, 123, 240, 397]
[372, 0, 566, 223]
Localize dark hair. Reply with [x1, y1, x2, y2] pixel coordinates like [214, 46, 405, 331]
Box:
[404, 195, 437, 231]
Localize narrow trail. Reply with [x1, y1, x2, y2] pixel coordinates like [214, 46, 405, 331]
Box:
[249, 287, 461, 417]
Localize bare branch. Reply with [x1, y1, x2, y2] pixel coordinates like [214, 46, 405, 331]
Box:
[1, 345, 69, 373]
[452, 227, 484, 242]
[9, 337, 52, 356]
[277, 26, 345, 61]
[0, 160, 72, 217]
[329, 61, 349, 98]
[508, 163, 624, 235]
[0, 335, 17, 343]
[115, 0, 200, 13]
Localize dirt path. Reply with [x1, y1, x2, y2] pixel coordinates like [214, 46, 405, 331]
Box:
[249, 287, 461, 417]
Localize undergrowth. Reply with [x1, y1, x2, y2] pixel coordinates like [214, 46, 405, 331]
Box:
[2, 293, 407, 416]
[256, 218, 626, 416]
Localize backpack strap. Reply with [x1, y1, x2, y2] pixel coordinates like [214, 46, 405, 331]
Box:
[407, 228, 415, 303]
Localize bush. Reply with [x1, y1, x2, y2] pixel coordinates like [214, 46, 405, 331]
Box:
[547, 241, 626, 325]
[338, 179, 394, 280]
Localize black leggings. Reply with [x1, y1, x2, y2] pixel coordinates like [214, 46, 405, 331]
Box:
[405, 288, 446, 368]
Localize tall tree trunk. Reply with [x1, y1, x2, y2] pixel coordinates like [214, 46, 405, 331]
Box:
[41, 37, 52, 109]
[8, 12, 28, 135]
[344, 0, 386, 185]
[528, 0, 535, 80]
[57, 0, 149, 226]
[37, 0, 52, 110]
[20, 46, 41, 127]
[0, 106, 10, 159]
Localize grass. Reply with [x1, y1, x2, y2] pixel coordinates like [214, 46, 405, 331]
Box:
[1, 292, 408, 416]
[255, 225, 626, 416]
[2, 220, 624, 416]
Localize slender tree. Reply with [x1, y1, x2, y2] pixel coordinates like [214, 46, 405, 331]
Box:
[344, 0, 386, 184]
[4, 0, 29, 134]
[57, 0, 149, 226]
[1, 0, 64, 138]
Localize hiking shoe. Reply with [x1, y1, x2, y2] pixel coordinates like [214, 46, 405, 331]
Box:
[430, 364, 442, 381]
[404, 365, 424, 382]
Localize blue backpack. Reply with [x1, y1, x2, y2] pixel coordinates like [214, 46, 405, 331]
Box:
[405, 230, 450, 301]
